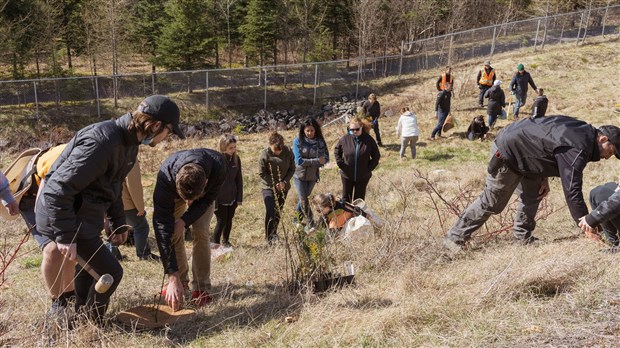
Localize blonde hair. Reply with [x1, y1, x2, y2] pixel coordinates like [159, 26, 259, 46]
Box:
[349, 116, 372, 134]
[368, 93, 377, 101]
[218, 133, 239, 165]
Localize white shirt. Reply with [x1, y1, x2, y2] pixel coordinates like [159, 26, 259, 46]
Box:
[395, 111, 419, 137]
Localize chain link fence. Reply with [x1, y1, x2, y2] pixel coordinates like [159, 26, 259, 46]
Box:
[0, 4, 618, 120]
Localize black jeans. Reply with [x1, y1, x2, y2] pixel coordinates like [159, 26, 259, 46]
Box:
[589, 182, 620, 246]
[372, 120, 382, 145]
[341, 175, 371, 203]
[262, 188, 288, 242]
[73, 235, 124, 321]
[213, 202, 238, 244]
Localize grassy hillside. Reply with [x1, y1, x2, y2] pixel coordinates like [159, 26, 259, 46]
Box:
[1, 37, 619, 347]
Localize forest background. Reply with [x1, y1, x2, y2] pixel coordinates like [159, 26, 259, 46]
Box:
[0, 0, 616, 80]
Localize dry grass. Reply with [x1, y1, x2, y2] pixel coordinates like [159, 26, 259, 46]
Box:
[1, 37, 620, 347]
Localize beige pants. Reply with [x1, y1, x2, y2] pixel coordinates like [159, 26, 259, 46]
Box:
[172, 198, 214, 291]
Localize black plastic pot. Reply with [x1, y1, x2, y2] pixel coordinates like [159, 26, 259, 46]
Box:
[313, 274, 355, 293]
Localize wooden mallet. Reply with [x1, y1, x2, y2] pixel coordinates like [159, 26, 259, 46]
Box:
[76, 255, 114, 293]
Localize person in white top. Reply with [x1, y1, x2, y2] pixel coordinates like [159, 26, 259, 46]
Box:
[395, 107, 420, 160]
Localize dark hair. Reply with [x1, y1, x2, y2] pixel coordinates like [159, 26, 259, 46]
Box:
[268, 131, 285, 152]
[401, 107, 410, 113]
[176, 163, 207, 201]
[298, 117, 324, 142]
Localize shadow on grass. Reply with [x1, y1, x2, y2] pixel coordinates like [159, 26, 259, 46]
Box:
[424, 153, 455, 161]
[127, 282, 302, 344]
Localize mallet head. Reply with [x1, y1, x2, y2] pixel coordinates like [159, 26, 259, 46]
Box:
[94, 273, 114, 293]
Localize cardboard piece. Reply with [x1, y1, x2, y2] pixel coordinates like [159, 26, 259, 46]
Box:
[116, 303, 195, 329]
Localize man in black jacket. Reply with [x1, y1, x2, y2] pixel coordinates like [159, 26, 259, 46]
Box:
[582, 182, 620, 248]
[443, 116, 620, 252]
[153, 148, 226, 311]
[35, 95, 184, 321]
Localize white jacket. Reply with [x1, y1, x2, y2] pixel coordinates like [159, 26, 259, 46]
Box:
[395, 111, 419, 137]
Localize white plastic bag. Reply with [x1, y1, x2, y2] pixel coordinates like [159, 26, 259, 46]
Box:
[343, 215, 373, 242]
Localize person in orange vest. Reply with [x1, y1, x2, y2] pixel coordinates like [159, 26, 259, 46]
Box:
[436, 65, 453, 91]
[476, 60, 495, 108]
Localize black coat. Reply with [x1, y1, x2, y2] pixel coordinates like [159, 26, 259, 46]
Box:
[510, 71, 537, 96]
[435, 90, 451, 113]
[532, 95, 548, 118]
[484, 85, 506, 116]
[35, 113, 139, 244]
[335, 132, 380, 182]
[495, 115, 601, 222]
[153, 148, 227, 274]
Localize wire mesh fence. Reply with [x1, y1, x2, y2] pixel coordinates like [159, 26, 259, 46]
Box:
[0, 4, 618, 120]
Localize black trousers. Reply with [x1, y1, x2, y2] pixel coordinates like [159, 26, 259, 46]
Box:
[341, 175, 371, 203]
[372, 120, 382, 145]
[262, 189, 288, 241]
[73, 235, 124, 321]
[589, 182, 620, 245]
[213, 202, 238, 244]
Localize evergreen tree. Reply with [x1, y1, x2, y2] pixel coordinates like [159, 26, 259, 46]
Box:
[0, 0, 44, 78]
[239, 0, 280, 66]
[155, 0, 216, 70]
[128, 0, 168, 72]
[322, 0, 354, 59]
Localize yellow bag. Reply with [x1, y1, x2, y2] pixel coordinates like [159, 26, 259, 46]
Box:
[35, 144, 67, 186]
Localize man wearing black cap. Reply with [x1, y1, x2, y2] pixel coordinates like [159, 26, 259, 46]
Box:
[35, 95, 184, 323]
[443, 116, 620, 252]
[580, 126, 620, 249]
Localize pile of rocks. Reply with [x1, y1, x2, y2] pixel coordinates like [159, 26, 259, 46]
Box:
[181, 95, 362, 138]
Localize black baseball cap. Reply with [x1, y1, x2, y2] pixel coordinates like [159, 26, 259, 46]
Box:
[138, 95, 185, 139]
[598, 125, 620, 159]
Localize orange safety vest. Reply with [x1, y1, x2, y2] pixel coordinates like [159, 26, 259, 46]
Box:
[479, 68, 495, 86]
[439, 73, 453, 91]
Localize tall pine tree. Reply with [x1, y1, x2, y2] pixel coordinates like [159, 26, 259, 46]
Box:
[128, 0, 168, 73]
[155, 0, 216, 70]
[239, 0, 280, 66]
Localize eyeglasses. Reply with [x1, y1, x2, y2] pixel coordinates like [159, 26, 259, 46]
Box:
[350, 128, 361, 132]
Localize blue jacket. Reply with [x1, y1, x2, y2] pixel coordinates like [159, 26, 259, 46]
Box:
[292, 136, 329, 182]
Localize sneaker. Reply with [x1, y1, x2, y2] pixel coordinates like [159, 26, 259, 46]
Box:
[44, 297, 69, 331]
[222, 241, 233, 248]
[139, 253, 160, 261]
[478, 103, 484, 108]
[601, 246, 620, 254]
[515, 235, 540, 245]
[191, 290, 213, 307]
[442, 237, 464, 254]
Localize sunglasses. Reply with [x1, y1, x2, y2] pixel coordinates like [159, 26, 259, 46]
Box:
[350, 127, 361, 132]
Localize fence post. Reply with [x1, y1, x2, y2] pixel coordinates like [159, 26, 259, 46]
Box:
[151, 73, 155, 94]
[448, 34, 454, 66]
[534, 19, 541, 51]
[490, 26, 497, 56]
[263, 68, 267, 110]
[205, 71, 209, 112]
[95, 76, 101, 118]
[576, 12, 584, 46]
[33, 81, 39, 119]
[355, 59, 361, 101]
[541, 13, 549, 49]
[398, 40, 404, 80]
[313, 63, 318, 105]
[602, 1, 610, 36]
